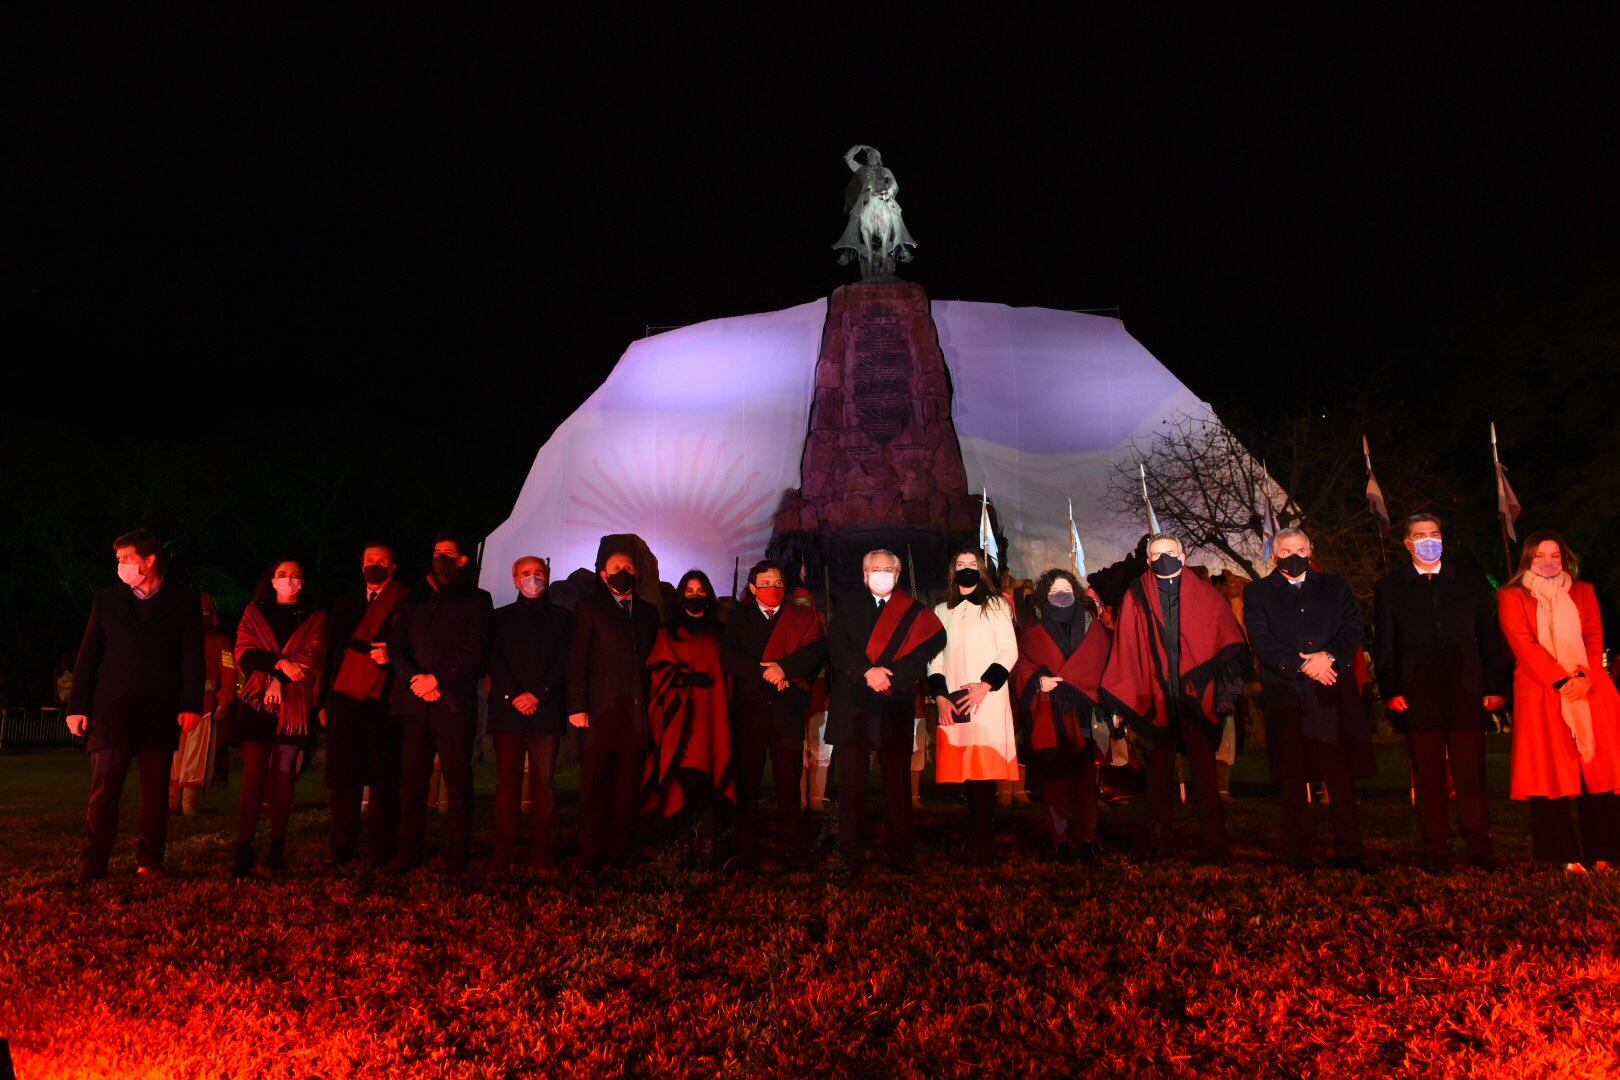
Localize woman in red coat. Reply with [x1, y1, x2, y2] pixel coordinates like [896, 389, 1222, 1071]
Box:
[1498, 531, 1620, 870]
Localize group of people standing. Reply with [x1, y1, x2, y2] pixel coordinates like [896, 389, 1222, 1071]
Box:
[65, 509, 1620, 884]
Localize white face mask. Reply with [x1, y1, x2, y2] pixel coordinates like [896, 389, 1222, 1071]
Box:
[117, 562, 144, 586]
[868, 570, 897, 596]
[518, 575, 546, 598]
[272, 577, 302, 599]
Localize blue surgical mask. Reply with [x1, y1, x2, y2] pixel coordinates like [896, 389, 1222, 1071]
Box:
[1413, 537, 1443, 563]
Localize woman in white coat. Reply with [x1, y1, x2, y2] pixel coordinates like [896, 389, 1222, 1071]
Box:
[928, 547, 1020, 863]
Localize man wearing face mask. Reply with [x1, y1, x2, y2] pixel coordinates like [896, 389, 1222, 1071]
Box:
[486, 556, 572, 877]
[721, 559, 827, 869]
[567, 543, 664, 867]
[825, 549, 946, 873]
[386, 535, 494, 874]
[1102, 534, 1249, 861]
[68, 529, 205, 882]
[1374, 513, 1509, 870]
[1245, 528, 1377, 869]
[322, 543, 410, 866]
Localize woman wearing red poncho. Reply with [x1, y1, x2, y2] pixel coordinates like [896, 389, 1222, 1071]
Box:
[644, 570, 735, 869]
[927, 548, 1020, 865]
[1101, 534, 1249, 862]
[228, 560, 327, 877]
[1013, 569, 1113, 865]
[1498, 531, 1620, 872]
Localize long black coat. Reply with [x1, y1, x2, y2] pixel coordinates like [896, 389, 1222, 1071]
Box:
[565, 590, 662, 751]
[1244, 570, 1375, 778]
[69, 583, 205, 753]
[1373, 560, 1509, 732]
[721, 600, 828, 743]
[387, 580, 494, 721]
[323, 585, 405, 703]
[825, 592, 944, 750]
[488, 595, 572, 736]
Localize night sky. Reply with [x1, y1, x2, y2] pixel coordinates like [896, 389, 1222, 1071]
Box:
[9, 18, 1619, 516]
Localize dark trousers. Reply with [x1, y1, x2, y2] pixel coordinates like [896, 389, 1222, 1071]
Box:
[1275, 740, 1362, 859]
[1041, 756, 1099, 844]
[579, 743, 645, 864]
[734, 712, 803, 863]
[493, 731, 559, 864]
[1145, 717, 1227, 854]
[237, 742, 301, 845]
[398, 711, 476, 863]
[84, 744, 172, 873]
[1407, 727, 1489, 859]
[964, 779, 997, 860]
[835, 740, 913, 864]
[327, 697, 403, 860]
[1529, 791, 1620, 865]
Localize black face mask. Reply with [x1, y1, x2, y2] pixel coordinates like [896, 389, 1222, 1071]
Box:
[954, 567, 982, 589]
[1046, 591, 1078, 620]
[1277, 553, 1311, 577]
[606, 568, 636, 594]
[683, 595, 711, 615]
[362, 565, 390, 585]
[1150, 553, 1183, 576]
[431, 554, 461, 580]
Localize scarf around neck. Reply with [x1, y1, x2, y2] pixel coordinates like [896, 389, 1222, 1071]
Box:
[1525, 571, 1595, 762]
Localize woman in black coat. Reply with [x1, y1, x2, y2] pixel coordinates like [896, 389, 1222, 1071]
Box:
[487, 556, 572, 876]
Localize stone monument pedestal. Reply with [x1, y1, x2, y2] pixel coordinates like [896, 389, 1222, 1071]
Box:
[771, 280, 985, 594]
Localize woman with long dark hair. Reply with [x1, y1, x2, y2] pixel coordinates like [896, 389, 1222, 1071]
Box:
[1012, 569, 1113, 863]
[228, 560, 327, 877]
[926, 547, 1020, 864]
[1498, 531, 1620, 871]
[644, 569, 735, 868]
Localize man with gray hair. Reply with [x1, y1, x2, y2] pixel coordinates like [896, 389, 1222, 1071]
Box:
[1245, 527, 1377, 869]
[825, 549, 945, 873]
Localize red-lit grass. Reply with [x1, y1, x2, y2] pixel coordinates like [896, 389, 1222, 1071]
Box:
[2, 742, 1616, 1077]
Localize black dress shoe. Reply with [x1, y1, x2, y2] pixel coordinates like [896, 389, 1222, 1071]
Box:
[1463, 853, 1497, 872]
[1077, 842, 1101, 866]
[1053, 840, 1076, 864]
[266, 839, 287, 872]
[382, 853, 421, 876]
[231, 842, 256, 879]
[77, 860, 109, 884]
[1329, 854, 1371, 872]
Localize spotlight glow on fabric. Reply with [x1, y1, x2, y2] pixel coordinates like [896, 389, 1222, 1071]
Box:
[481, 297, 1214, 602]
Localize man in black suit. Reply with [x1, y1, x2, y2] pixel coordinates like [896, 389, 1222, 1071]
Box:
[1374, 512, 1509, 869]
[386, 535, 494, 873]
[487, 555, 572, 874]
[67, 529, 204, 882]
[1244, 528, 1378, 868]
[321, 542, 409, 866]
[566, 545, 662, 866]
[825, 549, 945, 873]
[721, 558, 827, 869]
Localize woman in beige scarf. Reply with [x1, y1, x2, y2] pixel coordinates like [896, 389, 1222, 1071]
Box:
[1498, 531, 1620, 871]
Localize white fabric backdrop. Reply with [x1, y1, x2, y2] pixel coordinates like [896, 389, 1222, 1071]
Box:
[481, 297, 1215, 603]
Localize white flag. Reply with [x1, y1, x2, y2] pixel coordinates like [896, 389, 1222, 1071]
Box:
[1068, 498, 1087, 580]
[1492, 422, 1522, 542]
[1255, 479, 1278, 563]
[1362, 435, 1390, 532]
[979, 489, 1001, 572]
[1138, 461, 1162, 535]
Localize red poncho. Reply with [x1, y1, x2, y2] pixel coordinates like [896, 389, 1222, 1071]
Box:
[1101, 572, 1249, 745]
[1013, 616, 1112, 759]
[643, 624, 735, 817]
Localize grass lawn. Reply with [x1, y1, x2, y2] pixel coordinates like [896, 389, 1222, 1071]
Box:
[2, 738, 1617, 1077]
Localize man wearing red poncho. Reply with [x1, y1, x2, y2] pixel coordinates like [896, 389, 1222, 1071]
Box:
[1101, 534, 1250, 862]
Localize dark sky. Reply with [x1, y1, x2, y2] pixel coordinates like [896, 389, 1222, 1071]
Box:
[8, 18, 1619, 484]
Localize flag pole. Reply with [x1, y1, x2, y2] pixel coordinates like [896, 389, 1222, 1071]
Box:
[1491, 422, 1513, 577]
